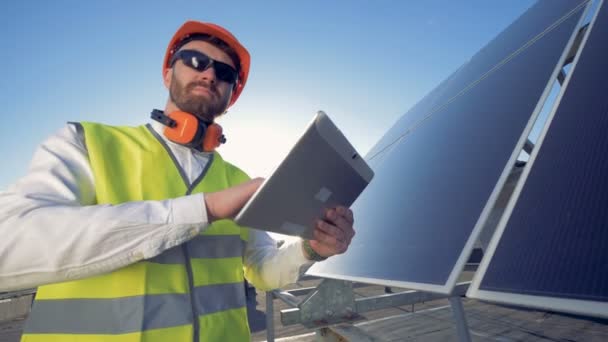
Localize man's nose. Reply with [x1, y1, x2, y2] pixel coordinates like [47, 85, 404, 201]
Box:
[197, 64, 217, 82]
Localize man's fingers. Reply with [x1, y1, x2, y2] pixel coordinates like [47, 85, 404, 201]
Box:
[313, 229, 348, 253]
[324, 209, 354, 239]
[328, 215, 352, 236]
[316, 220, 346, 242]
[313, 228, 339, 247]
[335, 206, 354, 225]
[306, 206, 355, 258]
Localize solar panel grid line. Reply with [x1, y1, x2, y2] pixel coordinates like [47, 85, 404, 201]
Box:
[365, 136, 402, 170]
[309, 0, 591, 294]
[366, 0, 592, 163]
[364, 63, 466, 160]
[467, 0, 607, 318]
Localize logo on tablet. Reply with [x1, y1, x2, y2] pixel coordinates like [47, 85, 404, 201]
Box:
[315, 187, 332, 203]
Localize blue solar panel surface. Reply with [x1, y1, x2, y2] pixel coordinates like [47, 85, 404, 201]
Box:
[309, 0, 588, 292]
[366, 0, 591, 160]
[478, 1, 608, 302]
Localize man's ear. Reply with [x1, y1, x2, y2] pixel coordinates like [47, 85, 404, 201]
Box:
[163, 68, 172, 89]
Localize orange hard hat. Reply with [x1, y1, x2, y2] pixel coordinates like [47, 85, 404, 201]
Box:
[163, 20, 251, 108]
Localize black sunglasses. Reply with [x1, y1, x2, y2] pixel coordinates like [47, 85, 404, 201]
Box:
[170, 49, 238, 84]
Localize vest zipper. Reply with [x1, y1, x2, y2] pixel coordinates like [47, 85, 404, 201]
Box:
[183, 154, 214, 342]
[182, 244, 200, 342]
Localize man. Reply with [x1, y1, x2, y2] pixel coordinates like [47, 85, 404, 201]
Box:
[0, 21, 355, 341]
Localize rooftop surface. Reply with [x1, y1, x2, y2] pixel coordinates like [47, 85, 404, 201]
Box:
[3, 280, 607, 342]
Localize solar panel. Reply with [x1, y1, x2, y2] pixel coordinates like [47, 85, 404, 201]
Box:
[468, 0, 608, 318]
[366, 0, 591, 161]
[308, 0, 590, 294]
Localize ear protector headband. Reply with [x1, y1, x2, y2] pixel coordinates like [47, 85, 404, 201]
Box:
[150, 109, 226, 152]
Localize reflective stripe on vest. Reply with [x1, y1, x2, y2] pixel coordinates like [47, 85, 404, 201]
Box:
[24, 282, 246, 334]
[22, 123, 251, 342]
[149, 235, 246, 264]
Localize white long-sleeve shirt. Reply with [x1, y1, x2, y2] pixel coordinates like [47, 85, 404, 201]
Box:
[0, 121, 312, 292]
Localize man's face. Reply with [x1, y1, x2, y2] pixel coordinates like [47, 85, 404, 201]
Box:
[164, 40, 235, 122]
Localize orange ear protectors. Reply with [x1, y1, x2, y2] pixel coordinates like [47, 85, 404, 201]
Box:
[150, 109, 226, 152]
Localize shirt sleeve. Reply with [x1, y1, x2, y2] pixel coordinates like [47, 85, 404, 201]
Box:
[243, 230, 314, 291]
[0, 124, 210, 292]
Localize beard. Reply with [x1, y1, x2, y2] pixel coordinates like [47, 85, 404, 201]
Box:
[169, 72, 231, 122]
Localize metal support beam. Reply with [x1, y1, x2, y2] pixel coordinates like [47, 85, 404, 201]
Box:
[315, 325, 384, 342]
[266, 291, 275, 342]
[557, 69, 567, 85]
[356, 282, 468, 314]
[297, 279, 358, 328]
[557, 24, 589, 87]
[563, 23, 589, 67]
[272, 289, 301, 308]
[276, 286, 317, 297]
[0, 289, 36, 301]
[449, 297, 472, 342]
[523, 139, 535, 155]
[273, 282, 371, 304]
[281, 282, 470, 326]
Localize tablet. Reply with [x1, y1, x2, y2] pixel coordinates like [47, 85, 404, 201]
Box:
[235, 111, 374, 239]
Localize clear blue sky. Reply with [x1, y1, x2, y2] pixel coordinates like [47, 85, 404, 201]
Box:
[0, 0, 537, 189]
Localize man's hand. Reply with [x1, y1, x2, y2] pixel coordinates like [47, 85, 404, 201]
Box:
[305, 206, 355, 259]
[204, 178, 264, 222]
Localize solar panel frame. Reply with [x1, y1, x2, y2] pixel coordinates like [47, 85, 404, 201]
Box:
[468, 0, 607, 318]
[308, 0, 591, 294]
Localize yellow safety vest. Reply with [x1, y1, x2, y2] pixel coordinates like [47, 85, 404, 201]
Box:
[22, 123, 252, 342]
